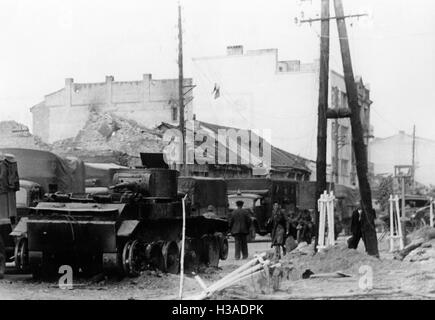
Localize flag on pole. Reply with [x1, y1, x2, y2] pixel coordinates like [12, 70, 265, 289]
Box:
[212, 84, 220, 99]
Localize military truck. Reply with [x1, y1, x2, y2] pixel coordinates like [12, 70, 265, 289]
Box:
[0, 153, 20, 278]
[226, 178, 298, 237]
[178, 176, 228, 216]
[0, 148, 85, 195]
[84, 162, 128, 194]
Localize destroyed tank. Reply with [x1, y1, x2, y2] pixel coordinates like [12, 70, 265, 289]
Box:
[11, 168, 229, 278]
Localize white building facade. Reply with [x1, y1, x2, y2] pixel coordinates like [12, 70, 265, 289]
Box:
[31, 75, 193, 143]
[192, 46, 373, 187]
[370, 131, 435, 186]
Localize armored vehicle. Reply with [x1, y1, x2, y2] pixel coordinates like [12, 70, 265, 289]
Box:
[11, 167, 229, 278]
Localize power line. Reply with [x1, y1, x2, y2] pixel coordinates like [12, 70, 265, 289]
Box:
[371, 108, 401, 132]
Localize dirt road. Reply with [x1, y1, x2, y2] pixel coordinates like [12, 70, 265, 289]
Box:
[0, 240, 272, 300]
[1, 236, 435, 300]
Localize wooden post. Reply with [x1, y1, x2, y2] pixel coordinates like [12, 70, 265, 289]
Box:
[400, 177, 407, 245]
[333, 0, 379, 256]
[328, 191, 335, 246]
[401, 178, 405, 219]
[317, 192, 327, 249]
[334, 119, 340, 183]
[394, 195, 404, 250]
[178, 4, 187, 176]
[178, 194, 187, 299]
[412, 125, 416, 190]
[430, 197, 434, 228]
[314, 0, 330, 253]
[389, 195, 394, 252]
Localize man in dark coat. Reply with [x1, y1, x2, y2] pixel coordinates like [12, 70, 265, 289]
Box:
[348, 207, 364, 249]
[229, 200, 251, 260]
[268, 202, 288, 260]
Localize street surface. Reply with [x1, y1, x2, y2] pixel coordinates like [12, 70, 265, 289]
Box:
[1, 236, 435, 300]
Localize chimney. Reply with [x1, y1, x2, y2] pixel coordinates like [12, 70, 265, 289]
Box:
[65, 78, 73, 107]
[143, 74, 152, 102]
[227, 45, 244, 56]
[105, 76, 114, 107]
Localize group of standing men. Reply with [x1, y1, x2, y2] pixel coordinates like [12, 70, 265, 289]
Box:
[268, 202, 314, 259]
[228, 200, 314, 260]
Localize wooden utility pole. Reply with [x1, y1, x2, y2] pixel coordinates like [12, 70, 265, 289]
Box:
[314, 0, 330, 252]
[412, 124, 416, 189]
[178, 4, 187, 176]
[334, 119, 339, 183]
[333, 0, 379, 256]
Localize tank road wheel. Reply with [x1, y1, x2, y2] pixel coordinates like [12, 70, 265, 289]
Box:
[14, 238, 29, 272]
[149, 241, 165, 272]
[201, 235, 220, 268]
[0, 237, 5, 279]
[180, 238, 200, 274]
[122, 240, 145, 277]
[215, 233, 228, 260]
[162, 241, 180, 274]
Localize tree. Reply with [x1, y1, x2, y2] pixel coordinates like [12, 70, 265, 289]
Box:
[376, 175, 394, 212]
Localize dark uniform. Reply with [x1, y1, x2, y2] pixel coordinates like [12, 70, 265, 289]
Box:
[229, 205, 251, 260]
[296, 209, 313, 244]
[348, 208, 364, 249]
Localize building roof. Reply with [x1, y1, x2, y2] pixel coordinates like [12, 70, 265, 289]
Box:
[371, 131, 435, 145]
[158, 120, 310, 173]
[198, 120, 310, 171]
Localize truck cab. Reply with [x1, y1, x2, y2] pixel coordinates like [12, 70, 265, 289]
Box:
[228, 192, 268, 238]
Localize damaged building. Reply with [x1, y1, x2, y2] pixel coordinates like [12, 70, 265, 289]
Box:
[31, 75, 194, 143]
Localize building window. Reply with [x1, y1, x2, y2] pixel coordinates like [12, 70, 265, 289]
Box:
[332, 87, 339, 108]
[172, 106, 178, 121]
[340, 126, 349, 141]
[341, 92, 348, 109]
[340, 159, 349, 177]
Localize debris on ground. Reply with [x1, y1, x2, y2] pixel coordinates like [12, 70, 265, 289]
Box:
[185, 253, 280, 300]
[303, 270, 352, 279]
[285, 236, 298, 252]
[0, 113, 167, 167]
[282, 243, 401, 280]
[117, 271, 198, 292]
[0, 121, 51, 150]
[52, 111, 165, 166]
[407, 226, 435, 243]
[395, 226, 435, 261]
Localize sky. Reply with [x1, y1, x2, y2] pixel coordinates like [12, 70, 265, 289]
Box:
[0, 0, 434, 140]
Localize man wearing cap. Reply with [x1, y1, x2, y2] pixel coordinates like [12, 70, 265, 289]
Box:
[203, 205, 218, 219]
[229, 200, 252, 260]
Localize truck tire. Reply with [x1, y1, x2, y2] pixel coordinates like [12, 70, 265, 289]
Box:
[0, 237, 5, 279]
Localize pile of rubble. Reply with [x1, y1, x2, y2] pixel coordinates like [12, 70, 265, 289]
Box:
[394, 226, 435, 262]
[0, 121, 50, 151]
[281, 243, 402, 281]
[0, 112, 167, 167]
[52, 111, 167, 166]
